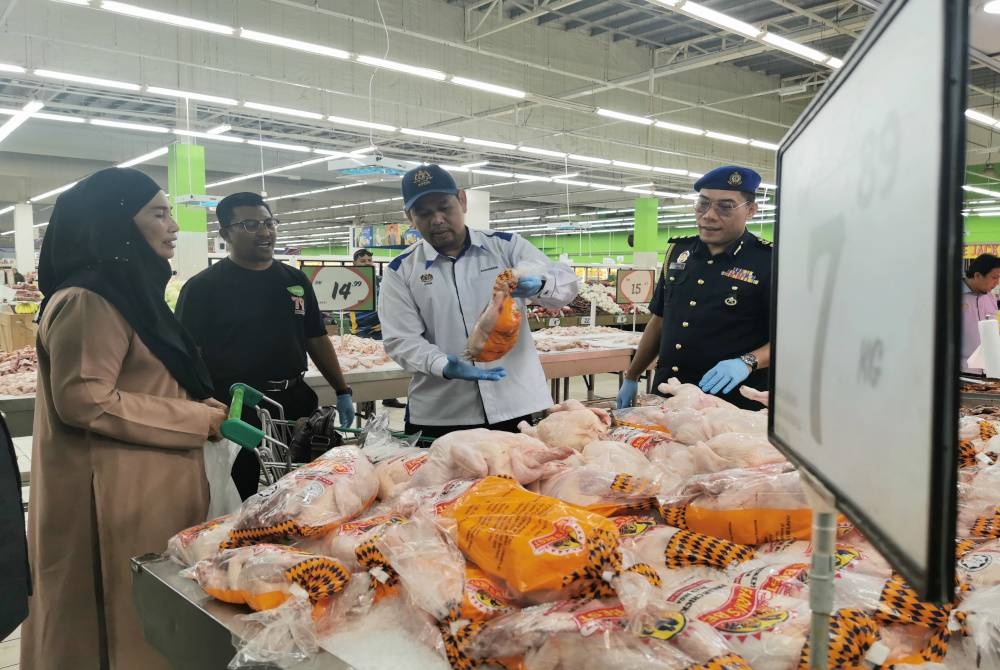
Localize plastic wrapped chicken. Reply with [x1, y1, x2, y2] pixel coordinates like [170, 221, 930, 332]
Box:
[519, 400, 611, 451]
[360, 413, 429, 499]
[657, 378, 738, 411]
[467, 268, 521, 362]
[167, 514, 236, 566]
[649, 433, 785, 480]
[192, 544, 351, 614]
[446, 476, 622, 602]
[956, 537, 1000, 590]
[225, 446, 379, 547]
[659, 466, 811, 546]
[297, 508, 408, 572]
[534, 466, 661, 516]
[408, 429, 574, 491]
[622, 525, 755, 576]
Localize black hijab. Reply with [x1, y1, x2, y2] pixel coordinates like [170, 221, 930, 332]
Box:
[38, 167, 214, 399]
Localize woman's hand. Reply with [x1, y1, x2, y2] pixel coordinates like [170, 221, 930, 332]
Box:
[203, 397, 228, 412]
[204, 402, 228, 442]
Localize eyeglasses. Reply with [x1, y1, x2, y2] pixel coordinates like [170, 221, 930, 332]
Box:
[225, 218, 279, 233]
[694, 198, 751, 216]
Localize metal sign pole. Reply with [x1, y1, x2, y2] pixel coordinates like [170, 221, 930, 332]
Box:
[800, 469, 837, 669]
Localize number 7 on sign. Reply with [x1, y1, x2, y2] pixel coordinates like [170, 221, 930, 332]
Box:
[807, 216, 846, 444]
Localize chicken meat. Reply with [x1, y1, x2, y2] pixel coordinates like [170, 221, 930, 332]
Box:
[520, 400, 612, 451]
[466, 268, 521, 362]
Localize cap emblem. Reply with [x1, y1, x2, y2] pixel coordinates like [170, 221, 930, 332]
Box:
[413, 169, 433, 187]
[727, 171, 743, 186]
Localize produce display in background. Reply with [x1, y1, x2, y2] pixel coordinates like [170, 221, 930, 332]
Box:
[528, 282, 649, 319]
[164, 277, 187, 312]
[166, 377, 1000, 669]
[10, 283, 42, 303]
[0, 346, 37, 396]
[307, 334, 394, 373]
[532, 326, 642, 352]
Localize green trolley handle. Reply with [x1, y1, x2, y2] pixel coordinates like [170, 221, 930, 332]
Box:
[220, 383, 267, 451]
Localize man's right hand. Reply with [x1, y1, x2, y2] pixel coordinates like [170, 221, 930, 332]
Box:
[443, 354, 506, 382]
[617, 379, 639, 409]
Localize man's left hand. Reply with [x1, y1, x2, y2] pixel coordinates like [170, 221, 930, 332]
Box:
[512, 276, 544, 298]
[699, 359, 751, 396]
[336, 392, 355, 429]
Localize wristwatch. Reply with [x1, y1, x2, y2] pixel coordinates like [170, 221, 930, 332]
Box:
[336, 386, 353, 396]
[739, 353, 758, 372]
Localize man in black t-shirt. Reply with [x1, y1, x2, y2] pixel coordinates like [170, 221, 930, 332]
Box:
[176, 192, 355, 500]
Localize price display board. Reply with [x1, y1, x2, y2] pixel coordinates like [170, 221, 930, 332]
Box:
[309, 265, 377, 312]
[616, 269, 655, 304]
[770, 0, 967, 602]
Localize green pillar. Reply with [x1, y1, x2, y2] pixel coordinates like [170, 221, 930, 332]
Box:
[167, 143, 209, 277]
[633, 197, 660, 267]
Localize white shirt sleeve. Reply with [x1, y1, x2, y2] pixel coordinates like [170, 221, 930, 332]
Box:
[378, 267, 449, 378]
[511, 234, 579, 308]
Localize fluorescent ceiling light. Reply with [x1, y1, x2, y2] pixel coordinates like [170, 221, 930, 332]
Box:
[30, 181, 78, 202]
[349, 145, 378, 155]
[0, 100, 43, 144]
[35, 68, 141, 91]
[146, 86, 238, 106]
[239, 28, 349, 59]
[569, 153, 611, 165]
[472, 169, 515, 178]
[91, 118, 168, 133]
[0, 63, 26, 74]
[439, 164, 469, 172]
[400, 128, 460, 141]
[5, 108, 84, 124]
[826, 57, 845, 69]
[749, 139, 780, 150]
[596, 108, 654, 125]
[651, 0, 681, 5]
[450, 76, 525, 99]
[613, 160, 653, 171]
[986, 0, 1000, 13]
[117, 146, 168, 167]
[247, 138, 312, 152]
[966, 109, 998, 127]
[313, 148, 350, 156]
[653, 166, 688, 176]
[653, 190, 682, 198]
[654, 120, 704, 135]
[680, 2, 761, 38]
[762, 32, 829, 64]
[552, 179, 589, 187]
[174, 129, 245, 143]
[357, 55, 446, 81]
[464, 137, 517, 150]
[461, 161, 489, 168]
[0, 206, 13, 216]
[964, 185, 1000, 198]
[101, 1, 234, 35]
[514, 173, 552, 182]
[206, 124, 231, 135]
[327, 115, 396, 132]
[244, 101, 323, 120]
[589, 182, 624, 191]
[705, 130, 750, 144]
[519, 145, 566, 157]
[52, 0, 92, 4]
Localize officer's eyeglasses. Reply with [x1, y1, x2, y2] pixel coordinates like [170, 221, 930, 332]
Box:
[226, 218, 279, 233]
[694, 198, 751, 216]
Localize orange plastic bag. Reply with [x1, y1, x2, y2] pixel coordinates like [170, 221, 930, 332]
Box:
[466, 269, 521, 362]
[447, 475, 621, 599]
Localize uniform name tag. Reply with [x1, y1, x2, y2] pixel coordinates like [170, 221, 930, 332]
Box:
[669, 262, 686, 270]
[721, 268, 759, 285]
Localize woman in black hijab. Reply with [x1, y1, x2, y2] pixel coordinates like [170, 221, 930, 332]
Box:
[21, 168, 228, 670]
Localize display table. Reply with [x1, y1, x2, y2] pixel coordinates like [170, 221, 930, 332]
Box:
[307, 366, 410, 406]
[539, 347, 633, 402]
[132, 553, 450, 670]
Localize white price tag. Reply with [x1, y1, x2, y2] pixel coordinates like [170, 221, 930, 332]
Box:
[580, 316, 592, 325]
[616, 270, 655, 304]
[615, 315, 628, 324]
[547, 318, 561, 327]
[311, 266, 376, 311]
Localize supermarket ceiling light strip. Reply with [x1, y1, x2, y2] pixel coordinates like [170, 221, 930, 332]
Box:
[146, 86, 239, 106]
[29, 181, 78, 203]
[34, 68, 141, 91]
[0, 100, 44, 144]
[116, 146, 169, 167]
[205, 155, 338, 188]
[243, 101, 324, 120]
[327, 115, 397, 132]
[91, 118, 169, 133]
[239, 28, 350, 59]
[100, 1, 234, 34]
[0, 63, 25, 74]
[174, 129, 245, 143]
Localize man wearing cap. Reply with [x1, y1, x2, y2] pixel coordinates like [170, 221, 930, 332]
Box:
[176, 191, 356, 498]
[379, 164, 579, 439]
[618, 166, 772, 410]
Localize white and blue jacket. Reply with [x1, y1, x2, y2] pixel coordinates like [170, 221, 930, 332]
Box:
[378, 228, 579, 426]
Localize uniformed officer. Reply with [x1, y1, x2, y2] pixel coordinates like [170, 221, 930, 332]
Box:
[617, 165, 772, 410]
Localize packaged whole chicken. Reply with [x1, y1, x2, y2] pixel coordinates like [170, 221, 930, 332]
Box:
[446, 476, 622, 601]
[580, 440, 653, 475]
[519, 400, 611, 451]
[298, 509, 408, 572]
[621, 525, 755, 575]
[225, 446, 379, 547]
[534, 465, 661, 517]
[358, 413, 428, 500]
[659, 466, 812, 546]
[167, 514, 236, 567]
[956, 537, 1000, 590]
[657, 378, 738, 412]
[649, 434, 786, 482]
[460, 565, 518, 623]
[192, 543, 351, 614]
[408, 429, 574, 491]
[467, 268, 521, 362]
[871, 623, 953, 669]
[606, 426, 676, 455]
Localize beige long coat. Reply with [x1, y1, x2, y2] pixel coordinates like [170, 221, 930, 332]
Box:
[20, 288, 218, 670]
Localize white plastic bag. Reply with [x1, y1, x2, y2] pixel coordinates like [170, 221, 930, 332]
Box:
[204, 439, 242, 519]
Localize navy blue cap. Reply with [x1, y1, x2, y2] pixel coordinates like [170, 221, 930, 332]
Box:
[693, 166, 761, 193]
[401, 164, 460, 211]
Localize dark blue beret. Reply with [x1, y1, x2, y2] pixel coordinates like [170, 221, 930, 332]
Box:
[693, 166, 761, 193]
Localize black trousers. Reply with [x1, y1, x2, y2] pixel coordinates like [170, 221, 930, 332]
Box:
[223, 381, 320, 501]
[404, 414, 533, 442]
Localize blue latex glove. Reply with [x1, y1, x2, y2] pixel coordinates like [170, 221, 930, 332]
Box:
[512, 276, 544, 298]
[617, 379, 639, 409]
[443, 354, 506, 381]
[698, 359, 751, 396]
[336, 392, 355, 429]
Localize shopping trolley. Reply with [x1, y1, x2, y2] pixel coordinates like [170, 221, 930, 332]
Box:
[218, 383, 304, 486]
